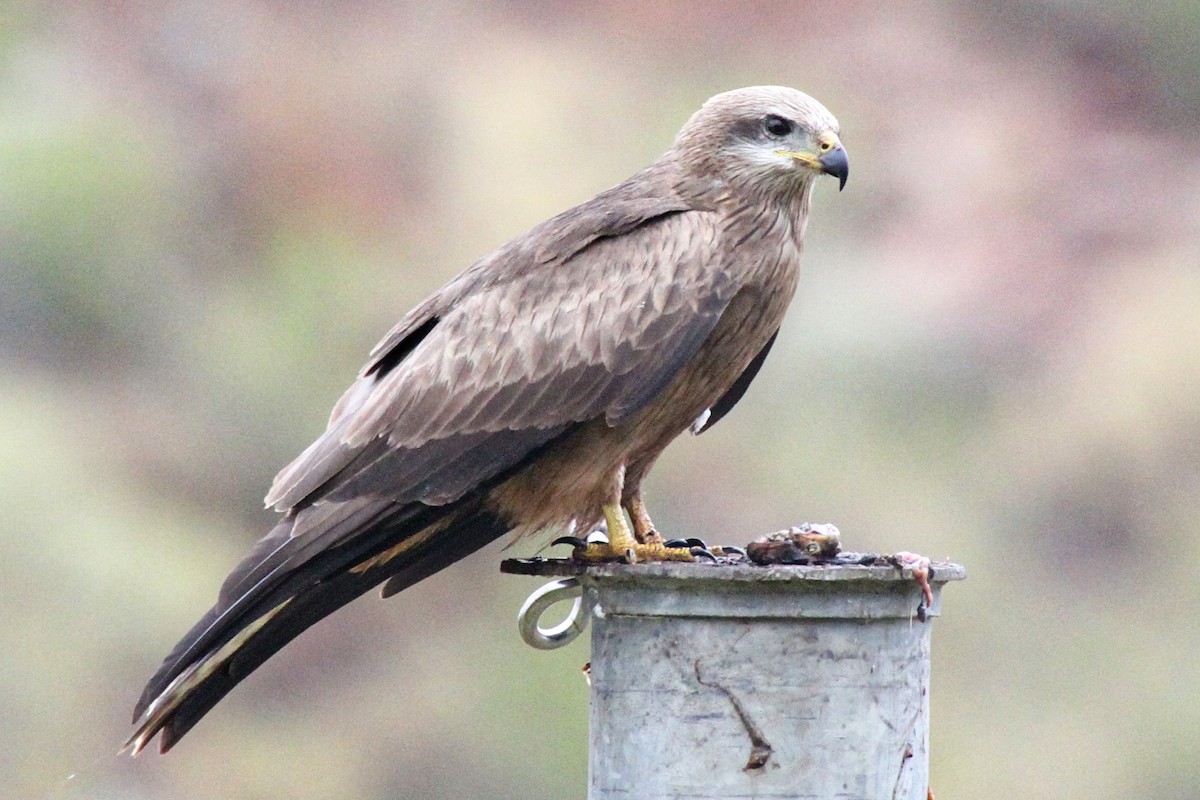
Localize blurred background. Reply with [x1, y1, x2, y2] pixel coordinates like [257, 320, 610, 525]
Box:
[3, 1, 1198, 798]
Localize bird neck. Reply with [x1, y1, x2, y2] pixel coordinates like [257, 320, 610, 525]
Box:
[719, 178, 815, 249]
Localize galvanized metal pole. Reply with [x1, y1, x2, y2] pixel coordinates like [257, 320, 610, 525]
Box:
[507, 558, 965, 800]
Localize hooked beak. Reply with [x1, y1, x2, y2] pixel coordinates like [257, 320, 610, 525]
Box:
[818, 145, 849, 191]
[776, 137, 850, 191]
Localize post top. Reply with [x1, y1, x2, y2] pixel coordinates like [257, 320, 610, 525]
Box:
[505, 556, 964, 622]
[501, 557, 966, 584]
[499, 554, 964, 585]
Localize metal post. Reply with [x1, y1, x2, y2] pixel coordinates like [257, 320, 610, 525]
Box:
[506, 559, 964, 800]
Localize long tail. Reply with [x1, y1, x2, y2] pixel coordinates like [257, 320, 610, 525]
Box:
[126, 496, 509, 754]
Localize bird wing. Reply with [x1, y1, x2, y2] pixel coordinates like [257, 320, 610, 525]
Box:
[693, 330, 778, 434]
[265, 184, 737, 514]
[132, 184, 741, 735]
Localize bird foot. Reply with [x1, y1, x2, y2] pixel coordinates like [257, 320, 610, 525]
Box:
[580, 539, 699, 564]
[553, 535, 698, 563]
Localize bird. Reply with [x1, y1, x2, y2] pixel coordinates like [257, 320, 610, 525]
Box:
[127, 85, 848, 754]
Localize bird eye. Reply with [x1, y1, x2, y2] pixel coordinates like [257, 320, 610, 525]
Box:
[764, 115, 792, 137]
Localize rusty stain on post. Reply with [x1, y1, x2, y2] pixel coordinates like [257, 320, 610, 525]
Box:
[504, 558, 965, 800]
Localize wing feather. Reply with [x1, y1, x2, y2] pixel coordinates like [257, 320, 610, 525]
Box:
[694, 330, 779, 434]
[266, 179, 734, 514]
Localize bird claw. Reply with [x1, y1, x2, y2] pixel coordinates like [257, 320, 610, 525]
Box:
[661, 538, 746, 560]
[662, 536, 720, 561]
[552, 526, 611, 554]
[665, 537, 708, 549]
[551, 536, 589, 550]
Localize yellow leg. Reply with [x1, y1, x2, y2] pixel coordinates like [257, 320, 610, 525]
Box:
[576, 502, 694, 563]
[603, 503, 636, 553]
[625, 494, 664, 546]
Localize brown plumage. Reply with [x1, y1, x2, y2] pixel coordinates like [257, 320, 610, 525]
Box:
[128, 85, 848, 754]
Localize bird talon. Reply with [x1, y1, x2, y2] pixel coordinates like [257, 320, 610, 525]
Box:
[551, 536, 589, 550]
[663, 536, 709, 549]
[689, 547, 718, 562]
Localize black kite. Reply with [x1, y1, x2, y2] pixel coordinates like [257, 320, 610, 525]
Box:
[129, 85, 848, 753]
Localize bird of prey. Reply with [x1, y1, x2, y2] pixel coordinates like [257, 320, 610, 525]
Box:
[128, 85, 848, 754]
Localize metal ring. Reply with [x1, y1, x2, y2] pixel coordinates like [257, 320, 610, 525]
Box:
[517, 577, 590, 650]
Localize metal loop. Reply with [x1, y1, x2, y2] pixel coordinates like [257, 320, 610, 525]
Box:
[517, 577, 590, 650]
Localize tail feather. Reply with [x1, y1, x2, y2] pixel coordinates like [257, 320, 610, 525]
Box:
[133, 497, 402, 721]
[127, 498, 509, 754]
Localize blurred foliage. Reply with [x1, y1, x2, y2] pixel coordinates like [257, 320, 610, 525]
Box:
[2, 1, 1199, 798]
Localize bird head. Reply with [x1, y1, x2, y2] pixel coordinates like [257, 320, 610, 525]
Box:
[673, 86, 848, 196]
